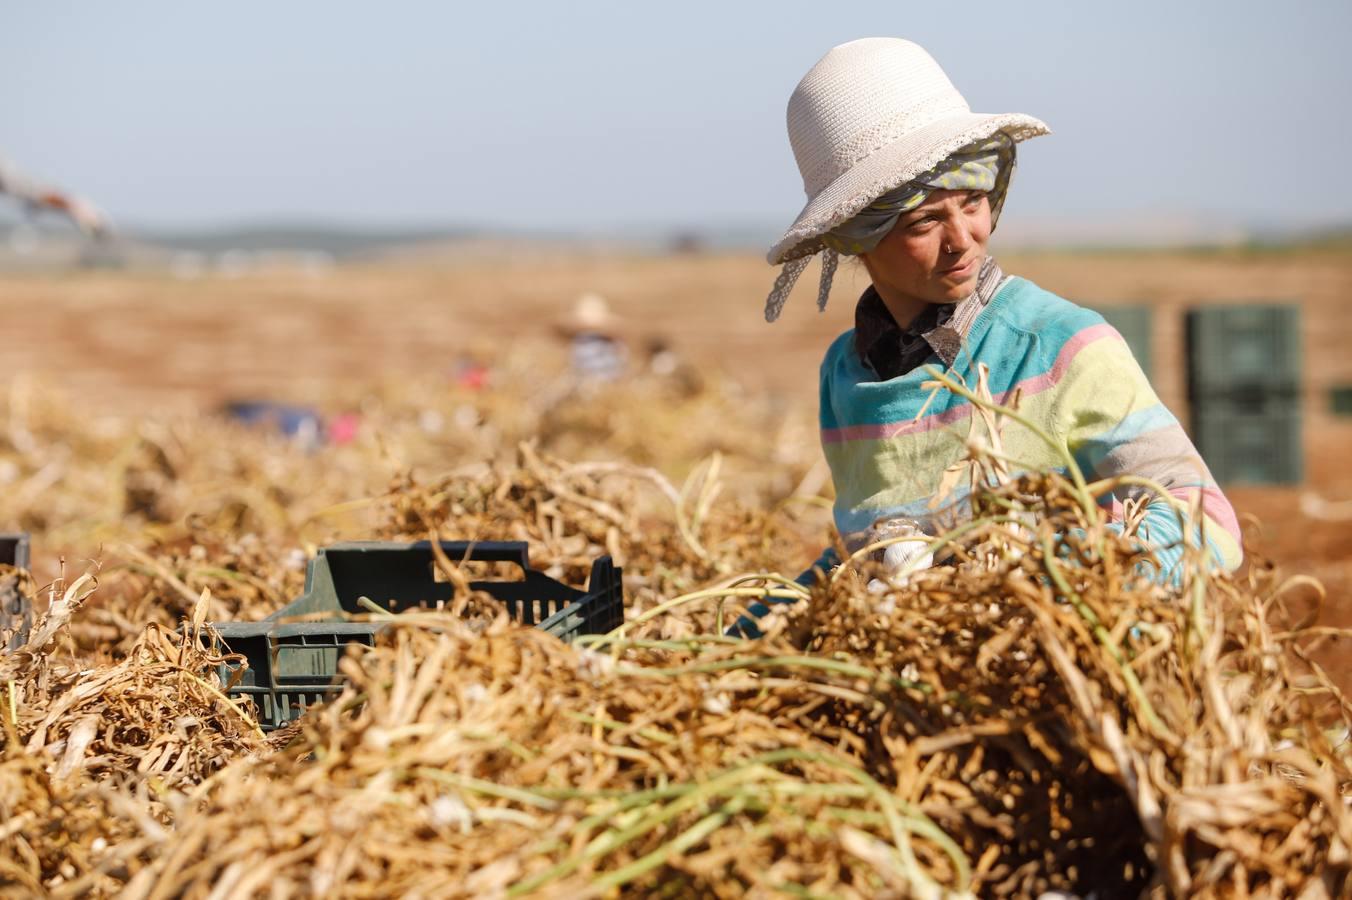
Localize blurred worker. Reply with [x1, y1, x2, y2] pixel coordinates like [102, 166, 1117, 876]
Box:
[644, 336, 680, 378]
[450, 340, 497, 392]
[734, 38, 1241, 634]
[554, 293, 628, 383]
[641, 335, 704, 398]
[0, 156, 110, 237]
[218, 401, 361, 450]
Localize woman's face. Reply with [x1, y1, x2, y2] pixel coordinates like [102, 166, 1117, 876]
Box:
[859, 188, 992, 326]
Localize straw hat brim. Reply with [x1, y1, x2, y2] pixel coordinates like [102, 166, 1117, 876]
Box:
[767, 112, 1050, 265]
[552, 304, 623, 336]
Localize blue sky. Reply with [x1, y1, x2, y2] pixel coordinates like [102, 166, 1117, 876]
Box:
[3, 0, 1349, 234]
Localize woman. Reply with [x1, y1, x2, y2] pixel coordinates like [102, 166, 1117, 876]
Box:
[738, 38, 1241, 631]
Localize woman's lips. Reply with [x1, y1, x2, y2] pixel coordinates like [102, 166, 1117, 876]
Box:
[940, 257, 978, 279]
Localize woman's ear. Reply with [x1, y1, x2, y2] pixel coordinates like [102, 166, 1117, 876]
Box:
[856, 252, 877, 281]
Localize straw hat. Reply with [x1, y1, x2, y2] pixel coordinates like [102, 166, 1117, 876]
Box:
[768, 38, 1049, 267]
[554, 292, 622, 336]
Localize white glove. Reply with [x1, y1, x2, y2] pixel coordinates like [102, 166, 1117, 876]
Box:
[866, 519, 934, 593]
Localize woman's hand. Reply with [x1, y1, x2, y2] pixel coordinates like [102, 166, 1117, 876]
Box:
[866, 519, 934, 592]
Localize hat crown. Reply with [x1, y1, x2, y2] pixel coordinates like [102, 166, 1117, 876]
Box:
[787, 38, 971, 197]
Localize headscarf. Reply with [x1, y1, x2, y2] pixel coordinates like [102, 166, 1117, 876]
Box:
[763, 132, 1016, 322]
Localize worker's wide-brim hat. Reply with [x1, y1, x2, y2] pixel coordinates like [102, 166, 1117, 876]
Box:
[767, 38, 1050, 266]
[554, 292, 621, 335]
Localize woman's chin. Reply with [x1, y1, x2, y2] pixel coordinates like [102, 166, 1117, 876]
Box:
[932, 280, 977, 302]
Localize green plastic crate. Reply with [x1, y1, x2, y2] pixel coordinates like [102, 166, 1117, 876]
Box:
[210, 541, 624, 730]
[0, 533, 31, 652]
[1330, 385, 1352, 417]
[1186, 305, 1301, 399]
[1088, 305, 1153, 380]
[1190, 402, 1303, 485]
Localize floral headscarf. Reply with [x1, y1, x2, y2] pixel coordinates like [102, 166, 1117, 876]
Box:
[764, 132, 1016, 322]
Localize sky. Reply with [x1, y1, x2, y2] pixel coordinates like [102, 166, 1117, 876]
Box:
[3, 0, 1350, 237]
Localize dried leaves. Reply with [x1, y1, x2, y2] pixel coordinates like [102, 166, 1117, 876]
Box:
[0, 370, 1348, 897]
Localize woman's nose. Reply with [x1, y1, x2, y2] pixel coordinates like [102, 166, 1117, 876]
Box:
[942, 216, 972, 254]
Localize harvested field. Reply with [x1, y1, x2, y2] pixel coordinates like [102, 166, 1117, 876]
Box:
[0, 247, 1349, 896]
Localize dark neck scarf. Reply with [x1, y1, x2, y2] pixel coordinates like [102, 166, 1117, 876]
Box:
[854, 256, 1006, 380]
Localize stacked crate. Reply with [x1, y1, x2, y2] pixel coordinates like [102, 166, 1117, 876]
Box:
[1186, 305, 1302, 485]
[1089, 305, 1154, 381]
[1331, 385, 1352, 417]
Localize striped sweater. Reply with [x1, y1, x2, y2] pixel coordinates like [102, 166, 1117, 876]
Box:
[819, 275, 1243, 576]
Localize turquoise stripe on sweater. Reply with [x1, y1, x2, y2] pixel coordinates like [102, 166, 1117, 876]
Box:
[817, 276, 1242, 572]
[821, 279, 1106, 433]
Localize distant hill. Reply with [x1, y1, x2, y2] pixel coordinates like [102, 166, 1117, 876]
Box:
[0, 222, 608, 270]
[135, 224, 483, 258]
[1299, 225, 1352, 250]
[1, 216, 1348, 272]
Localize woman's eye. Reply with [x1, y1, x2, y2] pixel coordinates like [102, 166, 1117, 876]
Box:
[963, 192, 982, 207]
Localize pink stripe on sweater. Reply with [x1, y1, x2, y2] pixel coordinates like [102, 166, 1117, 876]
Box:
[1009, 323, 1119, 399]
[823, 323, 1121, 444]
[1167, 485, 1243, 544]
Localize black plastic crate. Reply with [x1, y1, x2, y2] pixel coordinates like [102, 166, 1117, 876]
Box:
[0, 533, 31, 652]
[210, 540, 623, 730]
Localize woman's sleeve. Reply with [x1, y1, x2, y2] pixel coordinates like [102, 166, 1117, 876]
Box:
[1048, 316, 1244, 578]
[725, 548, 839, 638]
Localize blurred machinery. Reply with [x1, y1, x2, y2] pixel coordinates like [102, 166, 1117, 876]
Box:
[0, 155, 110, 236]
